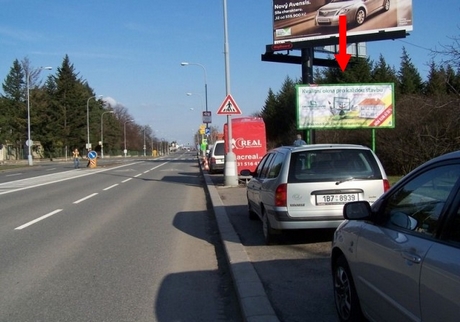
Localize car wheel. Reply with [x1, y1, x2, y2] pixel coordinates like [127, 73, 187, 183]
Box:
[355, 8, 366, 25]
[262, 210, 278, 245]
[383, 0, 390, 11]
[333, 255, 365, 322]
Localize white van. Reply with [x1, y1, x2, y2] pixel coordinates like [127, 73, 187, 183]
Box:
[208, 140, 225, 174]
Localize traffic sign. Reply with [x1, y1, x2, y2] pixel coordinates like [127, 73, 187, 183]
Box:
[217, 95, 242, 115]
[88, 151, 97, 160]
[202, 111, 212, 124]
[205, 127, 210, 136]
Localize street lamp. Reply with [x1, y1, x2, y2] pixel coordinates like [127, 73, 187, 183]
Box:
[143, 125, 150, 157]
[100, 111, 114, 158]
[180, 62, 208, 126]
[124, 119, 133, 157]
[26, 66, 52, 166]
[87, 95, 103, 151]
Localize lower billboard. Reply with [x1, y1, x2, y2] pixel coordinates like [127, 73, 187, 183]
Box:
[296, 83, 395, 129]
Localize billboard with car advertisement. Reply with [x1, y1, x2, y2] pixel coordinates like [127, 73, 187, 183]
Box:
[296, 83, 395, 129]
[273, 0, 413, 44]
[224, 117, 267, 174]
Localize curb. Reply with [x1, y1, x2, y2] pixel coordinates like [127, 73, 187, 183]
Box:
[203, 173, 280, 322]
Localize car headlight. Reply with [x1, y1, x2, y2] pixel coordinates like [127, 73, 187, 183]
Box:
[338, 8, 351, 15]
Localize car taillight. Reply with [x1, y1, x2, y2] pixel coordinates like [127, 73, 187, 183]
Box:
[383, 179, 390, 192]
[210, 157, 216, 164]
[275, 184, 287, 207]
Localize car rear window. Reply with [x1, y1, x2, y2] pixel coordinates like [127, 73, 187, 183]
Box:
[214, 143, 225, 156]
[288, 149, 383, 183]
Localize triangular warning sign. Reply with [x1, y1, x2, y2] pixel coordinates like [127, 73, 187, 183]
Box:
[217, 94, 242, 115]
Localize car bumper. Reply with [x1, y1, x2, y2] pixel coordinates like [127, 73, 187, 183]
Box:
[268, 209, 344, 229]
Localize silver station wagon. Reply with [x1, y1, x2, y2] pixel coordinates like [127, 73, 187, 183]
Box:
[243, 144, 389, 244]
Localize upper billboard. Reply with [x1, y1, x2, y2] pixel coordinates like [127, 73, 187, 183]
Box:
[296, 83, 395, 129]
[273, 0, 413, 44]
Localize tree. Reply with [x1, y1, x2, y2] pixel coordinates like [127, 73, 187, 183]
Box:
[1, 59, 25, 158]
[397, 47, 424, 95]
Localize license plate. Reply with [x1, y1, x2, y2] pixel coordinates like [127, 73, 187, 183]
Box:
[317, 18, 330, 23]
[316, 193, 358, 205]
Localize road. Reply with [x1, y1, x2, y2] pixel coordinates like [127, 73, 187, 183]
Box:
[0, 153, 241, 322]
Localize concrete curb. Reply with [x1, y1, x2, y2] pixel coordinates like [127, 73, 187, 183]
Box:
[203, 173, 280, 322]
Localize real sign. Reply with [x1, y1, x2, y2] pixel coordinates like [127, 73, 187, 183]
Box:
[273, 0, 413, 44]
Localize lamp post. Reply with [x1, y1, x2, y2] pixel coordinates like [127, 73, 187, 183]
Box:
[26, 66, 52, 166]
[180, 62, 208, 127]
[100, 111, 114, 158]
[143, 125, 150, 157]
[87, 95, 103, 152]
[124, 119, 133, 157]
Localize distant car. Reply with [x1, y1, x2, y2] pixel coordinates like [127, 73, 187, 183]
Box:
[331, 150, 460, 322]
[208, 140, 225, 174]
[242, 144, 389, 244]
[315, 0, 390, 27]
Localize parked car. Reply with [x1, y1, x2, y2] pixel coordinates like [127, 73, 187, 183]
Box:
[315, 0, 390, 27]
[208, 140, 225, 174]
[331, 150, 460, 322]
[242, 144, 389, 244]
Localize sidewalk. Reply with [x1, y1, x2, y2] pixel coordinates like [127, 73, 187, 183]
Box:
[203, 172, 280, 322]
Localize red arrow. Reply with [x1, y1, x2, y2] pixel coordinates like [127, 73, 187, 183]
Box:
[334, 15, 351, 72]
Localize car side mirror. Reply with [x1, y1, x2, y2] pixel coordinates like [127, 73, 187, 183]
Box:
[343, 201, 372, 220]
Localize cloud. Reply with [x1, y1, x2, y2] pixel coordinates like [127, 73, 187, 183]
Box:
[103, 96, 117, 108]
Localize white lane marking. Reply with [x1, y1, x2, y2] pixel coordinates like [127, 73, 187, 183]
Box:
[0, 162, 143, 195]
[103, 184, 119, 191]
[5, 173, 22, 177]
[15, 209, 63, 230]
[143, 170, 149, 173]
[46, 168, 57, 171]
[122, 178, 132, 183]
[73, 193, 98, 204]
[134, 174, 142, 178]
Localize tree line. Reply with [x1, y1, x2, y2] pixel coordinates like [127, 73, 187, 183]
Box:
[0, 55, 167, 160]
[258, 44, 460, 175]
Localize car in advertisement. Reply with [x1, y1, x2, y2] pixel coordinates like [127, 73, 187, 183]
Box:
[315, 0, 390, 27]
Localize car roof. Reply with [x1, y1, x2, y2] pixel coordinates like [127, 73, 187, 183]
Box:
[271, 144, 372, 153]
[413, 150, 460, 169]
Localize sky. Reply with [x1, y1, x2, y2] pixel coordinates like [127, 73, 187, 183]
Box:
[0, 0, 459, 146]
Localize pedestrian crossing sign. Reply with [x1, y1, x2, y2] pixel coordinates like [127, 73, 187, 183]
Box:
[217, 94, 242, 115]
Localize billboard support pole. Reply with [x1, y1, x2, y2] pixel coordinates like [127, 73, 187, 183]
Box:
[301, 47, 315, 144]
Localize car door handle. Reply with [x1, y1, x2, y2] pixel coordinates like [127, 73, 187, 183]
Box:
[401, 251, 422, 264]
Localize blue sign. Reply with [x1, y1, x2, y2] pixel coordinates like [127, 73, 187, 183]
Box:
[205, 128, 210, 136]
[88, 151, 97, 159]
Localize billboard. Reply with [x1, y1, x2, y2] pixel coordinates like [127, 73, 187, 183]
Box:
[224, 117, 267, 173]
[296, 83, 395, 129]
[273, 0, 413, 44]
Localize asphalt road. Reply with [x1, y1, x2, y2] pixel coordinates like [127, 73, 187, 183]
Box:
[0, 153, 242, 322]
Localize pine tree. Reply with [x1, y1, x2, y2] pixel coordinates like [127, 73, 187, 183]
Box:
[425, 61, 446, 96]
[0, 60, 28, 158]
[397, 47, 424, 94]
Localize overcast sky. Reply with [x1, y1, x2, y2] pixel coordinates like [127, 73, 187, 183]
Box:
[0, 0, 458, 146]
